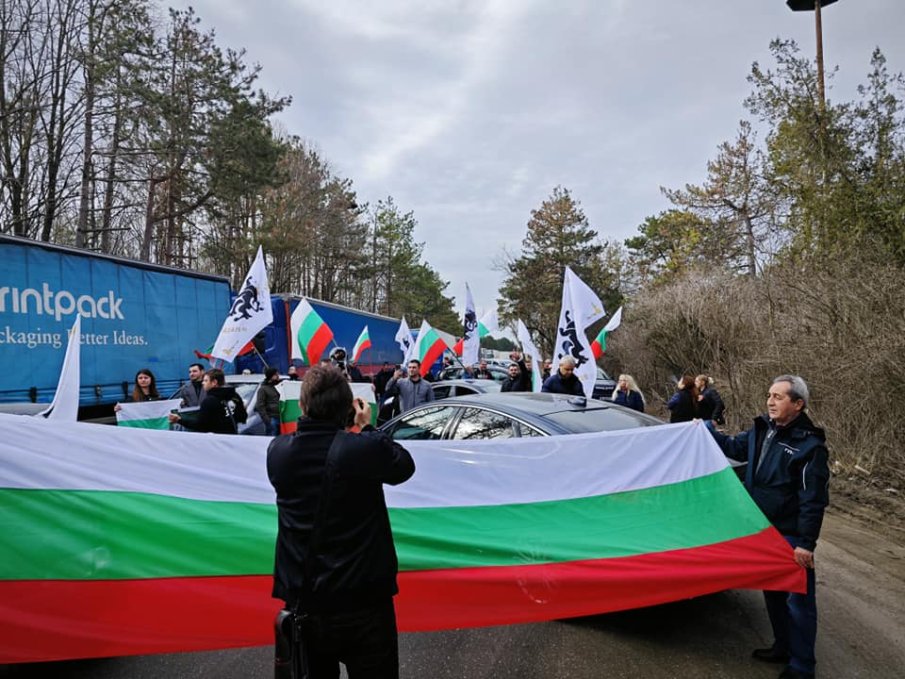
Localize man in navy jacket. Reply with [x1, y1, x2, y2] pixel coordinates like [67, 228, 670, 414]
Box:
[708, 375, 829, 679]
[541, 356, 584, 396]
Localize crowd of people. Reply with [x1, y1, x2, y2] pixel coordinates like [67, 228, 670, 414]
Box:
[117, 353, 736, 435]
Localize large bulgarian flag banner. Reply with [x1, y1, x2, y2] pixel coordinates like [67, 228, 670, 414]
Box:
[290, 298, 333, 366]
[0, 414, 804, 663]
[115, 399, 182, 430]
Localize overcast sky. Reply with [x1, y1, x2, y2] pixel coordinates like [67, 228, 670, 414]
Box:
[174, 0, 904, 318]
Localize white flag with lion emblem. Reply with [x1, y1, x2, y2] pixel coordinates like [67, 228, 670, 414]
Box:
[211, 246, 272, 363]
[553, 266, 605, 399]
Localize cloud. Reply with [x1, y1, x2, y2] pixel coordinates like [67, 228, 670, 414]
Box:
[175, 0, 905, 316]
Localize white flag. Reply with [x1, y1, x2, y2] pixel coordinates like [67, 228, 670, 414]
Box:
[462, 283, 480, 367]
[478, 308, 499, 336]
[603, 306, 623, 333]
[395, 317, 414, 364]
[211, 246, 273, 363]
[37, 315, 81, 421]
[554, 267, 604, 399]
[565, 266, 606, 329]
[517, 319, 543, 393]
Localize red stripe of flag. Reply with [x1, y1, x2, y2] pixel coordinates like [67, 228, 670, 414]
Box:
[0, 529, 802, 664]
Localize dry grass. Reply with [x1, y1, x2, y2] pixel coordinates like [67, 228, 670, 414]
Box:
[605, 254, 905, 489]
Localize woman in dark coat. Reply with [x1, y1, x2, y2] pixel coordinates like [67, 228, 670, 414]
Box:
[666, 374, 699, 423]
[612, 374, 645, 412]
[696, 374, 726, 425]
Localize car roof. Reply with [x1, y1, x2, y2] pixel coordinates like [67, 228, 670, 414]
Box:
[420, 391, 658, 420]
[225, 373, 288, 384]
[433, 379, 502, 392]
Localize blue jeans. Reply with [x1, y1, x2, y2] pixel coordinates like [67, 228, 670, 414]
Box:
[266, 416, 281, 436]
[763, 536, 817, 675]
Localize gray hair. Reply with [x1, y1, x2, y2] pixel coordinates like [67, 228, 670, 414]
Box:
[772, 374, 809, 408]
[559, 355, 577, 368]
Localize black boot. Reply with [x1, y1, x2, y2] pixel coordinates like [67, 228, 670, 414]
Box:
[752, 646, 790, 664]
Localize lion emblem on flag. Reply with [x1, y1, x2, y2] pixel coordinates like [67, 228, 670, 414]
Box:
[228, 275, 264, 321]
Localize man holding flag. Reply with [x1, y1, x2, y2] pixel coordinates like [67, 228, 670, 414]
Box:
[552, 267, 606, 398]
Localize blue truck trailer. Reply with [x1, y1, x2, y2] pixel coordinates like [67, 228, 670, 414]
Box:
[0, 235, 231, 414]
[235, 295, 405, 376]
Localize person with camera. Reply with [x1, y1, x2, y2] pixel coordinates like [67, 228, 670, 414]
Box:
[267, 364, 415, 678]
[329, 346, 368, 383]
[384, 358, 434, 413]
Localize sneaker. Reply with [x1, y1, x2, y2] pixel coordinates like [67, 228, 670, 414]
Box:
[752, 647, 790, 664]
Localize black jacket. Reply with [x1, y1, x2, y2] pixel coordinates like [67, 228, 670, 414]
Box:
[267, 419, 415, 611]
[709, 412, 830, 550]
[256, 381, 281, 419]
[373, 368, 394, 397]
[183, 385, 244, 434]
[698, 386, 726, 424]
[501, 360, 531, 393]
[667, 389, 698, 423]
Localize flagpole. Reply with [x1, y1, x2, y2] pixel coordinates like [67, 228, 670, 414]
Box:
[252, 346, 270, 370]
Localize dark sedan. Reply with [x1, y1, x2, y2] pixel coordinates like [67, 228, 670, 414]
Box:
[438, 364, 510, 383]
[379, 392, 661, 441]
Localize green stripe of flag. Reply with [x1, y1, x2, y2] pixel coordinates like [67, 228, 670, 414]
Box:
[0, 468, 762, 580]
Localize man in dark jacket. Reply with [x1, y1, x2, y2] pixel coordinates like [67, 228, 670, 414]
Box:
[255, 367, 282, 436]
[174, 362, 206, 408]
[372, 362, 395, 402]
[708, 374, 829, 679]
[541, 356, 584, 396]
[500, 353, 531, 393]
[267, 364, 415, 678]
[169, 368, 245, 434]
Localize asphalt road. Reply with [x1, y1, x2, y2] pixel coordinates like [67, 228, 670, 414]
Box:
[3, 511, 904, 678]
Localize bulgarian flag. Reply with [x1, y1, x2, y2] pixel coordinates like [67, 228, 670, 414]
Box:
[290, 299, 333, 366]
[277, 380, 303, 434]
[351, 325, 372, 364]
[591, 306, 623, 360]
[453, 309, 498, 356]
[115, 399, 182, 430]
[413, 320, 448, 377]
[0, 415, 804, 663]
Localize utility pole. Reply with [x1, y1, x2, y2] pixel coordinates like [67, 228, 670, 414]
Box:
[786, 0, 839, 249]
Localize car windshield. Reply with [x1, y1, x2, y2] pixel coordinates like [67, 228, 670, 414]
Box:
[544, 406, 657, 433]
[596, 367, 613, 380]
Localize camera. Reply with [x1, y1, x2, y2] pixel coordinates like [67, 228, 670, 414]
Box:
[329, 347, 348, 371]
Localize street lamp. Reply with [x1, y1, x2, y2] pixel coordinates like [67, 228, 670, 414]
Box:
[786, 0, 839, 111]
